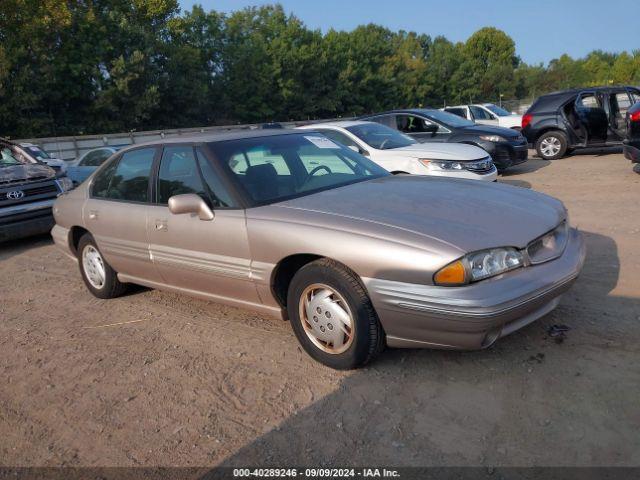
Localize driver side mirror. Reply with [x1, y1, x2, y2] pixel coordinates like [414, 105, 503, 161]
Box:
[168, 193, 214, 221]
[424, 123, 438, 133]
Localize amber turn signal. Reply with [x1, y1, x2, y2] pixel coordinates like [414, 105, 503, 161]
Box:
[433, 260, 467, 286]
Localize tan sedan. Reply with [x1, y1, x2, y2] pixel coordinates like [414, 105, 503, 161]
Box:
[52, 130, 585, 369]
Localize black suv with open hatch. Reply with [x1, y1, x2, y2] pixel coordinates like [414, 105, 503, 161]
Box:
[522, 86, 640, 160]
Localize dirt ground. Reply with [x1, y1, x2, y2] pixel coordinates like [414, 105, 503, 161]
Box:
[1, 149, 639, 468]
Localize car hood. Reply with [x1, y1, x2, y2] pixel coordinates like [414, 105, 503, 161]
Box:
[458, 124, 522, 139]
[275, 175, 565, 253]
[380, 142, 488, 160]
[0, 163, 57, 184]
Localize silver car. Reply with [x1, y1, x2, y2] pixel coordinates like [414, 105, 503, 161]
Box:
[52, 130, 585, 369]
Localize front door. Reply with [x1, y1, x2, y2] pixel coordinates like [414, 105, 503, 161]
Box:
[84, 146, 162, 283]
[574, 91, 608, 144]
[147, 145, 260, 304]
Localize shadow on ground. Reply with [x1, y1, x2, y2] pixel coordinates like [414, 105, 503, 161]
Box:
[213, 231, 639, 467]
[0, 233, 53, 261]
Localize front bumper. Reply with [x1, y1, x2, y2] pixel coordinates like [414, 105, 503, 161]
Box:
[0, 199, 55, 242]
[363, 227, 585, 350]
[481, 141, 529, 170]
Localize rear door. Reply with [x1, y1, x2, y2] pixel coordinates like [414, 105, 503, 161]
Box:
[574, 91, 608, 144]
[84, 146, 162, 283]
[607, 90, 633, 140]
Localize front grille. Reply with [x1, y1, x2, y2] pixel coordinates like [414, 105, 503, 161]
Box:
[464, 157, 494, 173]
[0, 180, 60, 207]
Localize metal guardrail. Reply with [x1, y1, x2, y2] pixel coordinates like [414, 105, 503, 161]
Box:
[15, 119, 332, 162]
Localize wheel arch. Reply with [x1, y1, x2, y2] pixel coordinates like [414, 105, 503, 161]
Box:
[69, 226, 90, 255]
[271, 254, 368, 313]
[533, 126, 568, 145]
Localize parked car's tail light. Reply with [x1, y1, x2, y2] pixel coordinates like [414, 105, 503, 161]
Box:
[434, 248, 524, 286]
[630, 110, 640, 122]
[522, 113, 533, 129]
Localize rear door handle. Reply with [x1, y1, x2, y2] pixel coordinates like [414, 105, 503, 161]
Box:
[88, 210, 98, 220]
[155, 219, 168, 231]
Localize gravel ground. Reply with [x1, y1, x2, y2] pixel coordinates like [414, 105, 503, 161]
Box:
[1, 150, 639, 468]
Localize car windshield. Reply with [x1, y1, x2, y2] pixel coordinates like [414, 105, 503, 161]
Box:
[0, 147, 26, 167]
[346, 123, 416, 150]
[210, 133, 388, 205]
[24, 146, 51, 159]
[484, 104, 512, 117]
[422, 110, 475, 128]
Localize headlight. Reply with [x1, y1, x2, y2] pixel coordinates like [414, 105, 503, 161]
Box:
[434, 247, 524, 286]
[419, 159, 464, 171]
[479, 135, 506, 142]
[55, 176, 74, 192]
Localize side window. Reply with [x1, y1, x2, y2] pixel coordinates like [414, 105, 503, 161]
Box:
[445, 108, 467, 119]
[629, 89, 640, 104]
[104, 148, 155, 202]
[157, 146, 207, 204]
[228, 146, 290, 176]
[396, 115, 432, 133]
[92, 158, 120, 198]
[470, 106, 491, 120]
[577, 93, 599, 108]
[317, 129, 359, 149]
[81, 149, 112, 167]
[195, 148, 234, 208]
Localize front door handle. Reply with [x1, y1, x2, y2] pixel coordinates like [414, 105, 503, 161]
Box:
[89, 210, 99, 220]
[155, 219, 168, 231]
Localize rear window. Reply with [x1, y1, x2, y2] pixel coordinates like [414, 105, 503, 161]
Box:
[92, 148, 156, 202]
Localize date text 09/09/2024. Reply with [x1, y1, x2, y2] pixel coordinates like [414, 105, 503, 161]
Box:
[233, 468, 400, 478]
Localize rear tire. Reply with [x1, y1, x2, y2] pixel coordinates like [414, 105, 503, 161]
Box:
[77, 233, 127, 299]
[535, 131, 568, 160]
[287, 258, 385, 370]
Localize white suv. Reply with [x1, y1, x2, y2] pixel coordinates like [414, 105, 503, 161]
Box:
[442, 104, 522, 130]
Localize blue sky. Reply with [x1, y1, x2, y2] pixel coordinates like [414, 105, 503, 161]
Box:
[178, 0, 637, 65]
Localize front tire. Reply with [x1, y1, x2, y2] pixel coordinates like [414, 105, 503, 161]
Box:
[535, 131, 568, 160]
[287, 259, 385, 369]
[77, 233, 127, 299]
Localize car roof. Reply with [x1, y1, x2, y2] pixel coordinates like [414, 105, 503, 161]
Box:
[117, 129, 305, 153]
[360, 109, 442, 118]
[298, 120, 371, 129]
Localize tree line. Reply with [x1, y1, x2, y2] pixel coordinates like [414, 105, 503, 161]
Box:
[1, 1, 639, 139]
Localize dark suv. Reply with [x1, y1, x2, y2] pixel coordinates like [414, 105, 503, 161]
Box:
[1, 138, 72, 241]
[522, 86, 640, 160]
